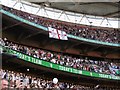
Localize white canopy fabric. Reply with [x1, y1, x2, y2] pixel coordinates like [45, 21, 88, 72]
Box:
[24, 0, 120, 18]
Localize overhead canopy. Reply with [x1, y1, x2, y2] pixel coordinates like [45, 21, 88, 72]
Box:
[24, 0, 120, 18]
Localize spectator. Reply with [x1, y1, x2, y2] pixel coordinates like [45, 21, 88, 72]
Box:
[1, 78, 9, 89]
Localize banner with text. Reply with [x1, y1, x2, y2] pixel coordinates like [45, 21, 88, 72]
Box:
[3, 47, 120, 80]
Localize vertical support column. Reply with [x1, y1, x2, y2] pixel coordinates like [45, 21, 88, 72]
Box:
[118, 1, 120, 49]
[118, 1, 120, 29]
[0, 4, 2, 90]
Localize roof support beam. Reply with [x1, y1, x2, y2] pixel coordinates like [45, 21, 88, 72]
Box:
[16, 32, 25, 42]
[103, 11, 120, 17]
[12, 0, 26, 10]
[2, 22, 23, 31]
[86, 46, 100, 53]
[23, 31, 42, 40]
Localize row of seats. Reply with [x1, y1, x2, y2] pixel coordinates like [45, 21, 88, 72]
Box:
[1, 38, 120, 76]
[2, 6, 120, 44]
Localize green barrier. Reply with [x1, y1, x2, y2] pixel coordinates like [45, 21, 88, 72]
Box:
[1, 9, 120, 47]
[3, 47, 120, 80]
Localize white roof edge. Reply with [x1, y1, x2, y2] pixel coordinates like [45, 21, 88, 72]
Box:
[23, 0, 120, 2]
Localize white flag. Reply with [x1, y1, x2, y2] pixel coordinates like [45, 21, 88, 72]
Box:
[48, 27, 58, 39]
[58, 30, 68, 40]
[48, 27, 68, 40]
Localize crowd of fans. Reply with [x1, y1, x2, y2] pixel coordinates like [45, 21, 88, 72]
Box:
[2, 5, 120, 44]
[1, 69, 119, 90]
[0, 69, 92, 89]
[1, 38, 120, 76]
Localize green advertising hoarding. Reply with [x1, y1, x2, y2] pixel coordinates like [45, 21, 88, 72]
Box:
[3, 47, 120, 80]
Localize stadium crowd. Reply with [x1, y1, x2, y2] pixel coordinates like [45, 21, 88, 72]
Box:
[2, 6, 120, 44]
[0, 69, 92, 89]
[1, 38, 120, 76]
[1, 69, 118, 90]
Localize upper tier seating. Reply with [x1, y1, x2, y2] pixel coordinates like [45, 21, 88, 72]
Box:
[2, 6, 120, 44]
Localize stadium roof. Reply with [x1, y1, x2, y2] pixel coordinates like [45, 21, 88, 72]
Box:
[24, 0, 120, 18]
